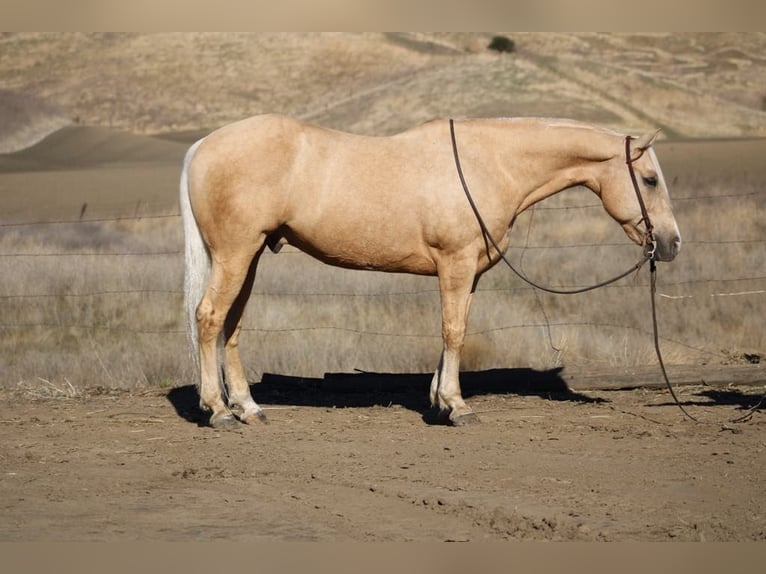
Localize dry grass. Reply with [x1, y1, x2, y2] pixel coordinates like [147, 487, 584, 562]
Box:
[0, 218, 186, 391]
[0, 171, 762, 392]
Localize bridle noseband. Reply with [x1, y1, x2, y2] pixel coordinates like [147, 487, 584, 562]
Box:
[624, 136, 657, 265]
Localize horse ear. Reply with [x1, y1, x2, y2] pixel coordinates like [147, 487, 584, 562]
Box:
[634, 129, 661, 151]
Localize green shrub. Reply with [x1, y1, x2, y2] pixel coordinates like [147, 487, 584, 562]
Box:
[488, 35, 515, 53]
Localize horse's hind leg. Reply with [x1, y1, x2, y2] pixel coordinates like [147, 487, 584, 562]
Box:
[197, 247, 262, 429]
[222, 249, 267, 425]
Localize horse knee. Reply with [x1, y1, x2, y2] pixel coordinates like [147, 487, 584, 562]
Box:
[442, 320, 467, 350]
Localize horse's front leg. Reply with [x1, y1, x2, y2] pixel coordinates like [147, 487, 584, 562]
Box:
[433, 265, 479, 426]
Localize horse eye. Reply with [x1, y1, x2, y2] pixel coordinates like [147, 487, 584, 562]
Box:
[643, 176, 658, 187]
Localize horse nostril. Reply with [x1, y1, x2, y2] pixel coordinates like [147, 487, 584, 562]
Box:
[666, 235, 682, 260]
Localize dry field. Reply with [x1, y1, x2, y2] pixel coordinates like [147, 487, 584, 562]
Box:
[2, 32, 766, 146]
[0, 33, 764, 542]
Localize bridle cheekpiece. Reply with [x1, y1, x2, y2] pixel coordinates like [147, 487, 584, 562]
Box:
[624, 136, 657, 265]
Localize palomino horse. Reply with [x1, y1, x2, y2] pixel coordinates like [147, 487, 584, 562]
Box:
[181, 115, 681, 428]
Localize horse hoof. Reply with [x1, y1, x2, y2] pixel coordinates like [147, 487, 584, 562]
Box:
[210, 413, 241, 430]
[450, 412, 481, 426]
[241, 410, 268, 425]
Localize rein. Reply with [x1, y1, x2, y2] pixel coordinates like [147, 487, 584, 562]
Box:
[449, 119, 651, 295]
[449, 119, 758, 425]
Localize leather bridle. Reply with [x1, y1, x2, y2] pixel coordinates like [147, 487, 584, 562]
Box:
[624, 136, 657, 266]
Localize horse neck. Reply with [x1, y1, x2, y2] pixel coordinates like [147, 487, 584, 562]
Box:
[482, 119, 621, 213]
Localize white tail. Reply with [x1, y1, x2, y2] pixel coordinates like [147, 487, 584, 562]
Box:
[180, 138, 207, 378]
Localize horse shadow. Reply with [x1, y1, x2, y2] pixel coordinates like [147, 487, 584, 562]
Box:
[166, 367, 606, 426]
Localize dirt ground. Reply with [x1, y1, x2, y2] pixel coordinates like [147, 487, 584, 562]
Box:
[1, 369, 763, 542]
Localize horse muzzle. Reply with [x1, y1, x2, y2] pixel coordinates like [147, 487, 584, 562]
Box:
[651, 231, 682, 262]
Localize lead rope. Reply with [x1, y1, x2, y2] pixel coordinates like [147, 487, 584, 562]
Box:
[649, 258, 762, 425]
[648, 262, 698, 422]
[450, 119, 760, 425]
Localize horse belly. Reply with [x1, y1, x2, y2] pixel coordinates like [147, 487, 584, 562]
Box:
[280, 217, 437, 275]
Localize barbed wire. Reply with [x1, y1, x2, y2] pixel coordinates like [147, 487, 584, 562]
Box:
[0, 213, 180, 228]
[0, 318, 728, 359]
[0, 190, 762, 371]
[0, 188, 762, 229]
[1, 273, 764, 301]
[0, 250, 181, 258]
[0, 238, 762, 259]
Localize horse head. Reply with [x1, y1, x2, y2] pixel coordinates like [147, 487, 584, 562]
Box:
[599, 130, 681, 262]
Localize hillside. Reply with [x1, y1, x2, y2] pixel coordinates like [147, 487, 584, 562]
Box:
[1, 32, 765, 152]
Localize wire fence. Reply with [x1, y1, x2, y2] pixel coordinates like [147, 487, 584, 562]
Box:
[1, 188, 764, 385]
